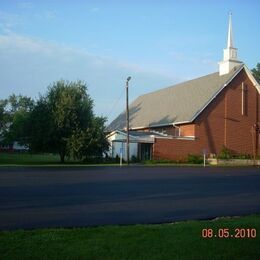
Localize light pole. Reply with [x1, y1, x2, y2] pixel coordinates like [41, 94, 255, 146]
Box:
[126, 76, 131, 165]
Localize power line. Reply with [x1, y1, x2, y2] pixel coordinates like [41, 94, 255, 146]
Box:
[105, 88, 125, 120]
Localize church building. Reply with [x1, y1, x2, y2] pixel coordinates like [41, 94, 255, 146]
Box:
[107, 15, 260, 161]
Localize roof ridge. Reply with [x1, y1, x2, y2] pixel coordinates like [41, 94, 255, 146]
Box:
[140, 70, 220, 97]
[139, 64, 244, 98]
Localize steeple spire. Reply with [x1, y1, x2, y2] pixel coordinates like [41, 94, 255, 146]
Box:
[219, 13, 242, 75]
[227, 13, 233, 48]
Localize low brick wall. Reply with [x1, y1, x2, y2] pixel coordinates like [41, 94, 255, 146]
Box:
[208, 158, 260, 166]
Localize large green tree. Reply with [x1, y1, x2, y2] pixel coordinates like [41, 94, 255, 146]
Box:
[29, 80, 109, 162]
[252, 63, 260, 84]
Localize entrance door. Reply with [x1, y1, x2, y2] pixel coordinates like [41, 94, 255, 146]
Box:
[140, 143, 152, 161]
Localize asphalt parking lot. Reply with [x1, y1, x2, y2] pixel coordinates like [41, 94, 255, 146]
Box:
[0, 166, 259, 230]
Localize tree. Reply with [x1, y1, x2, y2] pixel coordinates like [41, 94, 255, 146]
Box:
[29, 80, 109, 163]
[27, 97, 52, 152]
[0, 95, 34, 146]
[8, 94, 34, 113]
[66, 116, 109, 161]
[0, 99, 8, 142]
[252, 63, 260, 84]
[0, 99, 7, 131]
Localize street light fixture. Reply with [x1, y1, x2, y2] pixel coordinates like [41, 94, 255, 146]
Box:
[126, 76, 131, 165]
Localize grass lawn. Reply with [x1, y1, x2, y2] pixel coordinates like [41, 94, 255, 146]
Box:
[0, 152, 257, 167]
[0, 152, 191, 166]
[0, 152, 121, 166]
[0, 215, 259, 259]
[0, 152, 62, 165]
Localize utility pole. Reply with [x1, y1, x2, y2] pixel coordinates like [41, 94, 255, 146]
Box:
[251, 123, 260, 166]
[126, 76, 131, 165]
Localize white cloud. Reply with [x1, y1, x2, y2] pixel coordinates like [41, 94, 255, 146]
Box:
[0, 32, 177, 122]
[0, 32, 172, 76]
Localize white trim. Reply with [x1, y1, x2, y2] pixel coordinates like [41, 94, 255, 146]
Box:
[129, 125, 151, 130]
[110, 130, 140, 140]
[155, 136, 196, 141]
[106, 130, 118, 138]
[174, 136, 196, 140]
[171, 120, 191, 126]
[130, 121, 191, 130]
[112, 139, 154, 144]
[243, 64, 260, 94]
[130, 123, 172, 130]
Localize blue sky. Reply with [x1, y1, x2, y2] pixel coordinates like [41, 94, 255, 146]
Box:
[0, 0, 259, 123]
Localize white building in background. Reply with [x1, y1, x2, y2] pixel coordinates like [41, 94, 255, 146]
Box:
[0, 140, 28, 151]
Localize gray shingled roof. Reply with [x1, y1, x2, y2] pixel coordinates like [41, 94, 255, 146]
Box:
[107, 65, 244, 131]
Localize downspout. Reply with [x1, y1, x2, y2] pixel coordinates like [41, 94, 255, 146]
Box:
[172, 123, 181, 137]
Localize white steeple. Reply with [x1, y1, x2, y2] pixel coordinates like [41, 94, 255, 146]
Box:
[219, 13, 243, 76]
[227, 13, 233, 48]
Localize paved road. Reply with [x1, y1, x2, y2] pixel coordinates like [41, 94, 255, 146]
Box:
[0, 166, 260, 230]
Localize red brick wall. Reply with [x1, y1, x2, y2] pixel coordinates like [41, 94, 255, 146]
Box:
[153, 69, 260, 160]
[153, 138, 198, 161]
[180, 124, 195, 137]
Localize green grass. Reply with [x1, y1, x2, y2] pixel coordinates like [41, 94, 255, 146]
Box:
[0, 215, 259, 259]
[0, 152, 61, 165]
[0, 152, 122, 166]
[0, 152, 257, 167]
[0, 152, 199, 166]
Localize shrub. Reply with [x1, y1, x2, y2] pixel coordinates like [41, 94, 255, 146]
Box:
[115, 154, 120, 163]
[82, 155, 124, 164]
[144, 159, 176, 164]
[234, 154, 251, 159]
[83, 156, 103, 164]
[131, 155, 140, 163]
[187, 154, 203, 164]
[217, 146, 233, 159]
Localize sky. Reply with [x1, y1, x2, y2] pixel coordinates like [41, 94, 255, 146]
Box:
[0, 0, 259, 124]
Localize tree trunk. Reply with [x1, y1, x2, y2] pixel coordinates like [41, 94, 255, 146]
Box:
[59, 150, 65, 163]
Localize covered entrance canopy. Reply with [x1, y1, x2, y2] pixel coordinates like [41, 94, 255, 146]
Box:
[106, 130, 168, 161]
